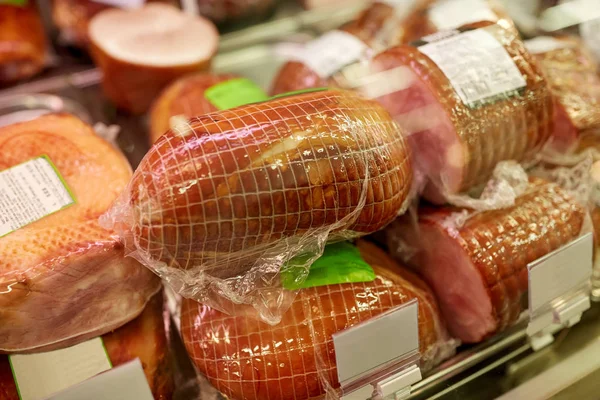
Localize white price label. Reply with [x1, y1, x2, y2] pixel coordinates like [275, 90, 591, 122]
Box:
[0, 156, 75, 238]
[524, 36, 569, 54]
[539, 0, 600, 31]
[333, 300, 419, 386]
[91, 0, 145, 8]
[581, 18, 600, 62]
[419, 29, 526, 105]
[528, 233, 593, 314]
[9, 338, 112, 400]
[301, 30, 368, 79]
[428, 0, 498, 30]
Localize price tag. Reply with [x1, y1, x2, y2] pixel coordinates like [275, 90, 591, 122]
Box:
[524, 36, 569, 54]
[528, 233, 593, 315]
[9, 338, 112, 400]
[418, 28, 526, 106]
[428, 0, 498, 30]
[538, 0, 600, 31]
[91, 0, 145, 8]
[301, 30, 368, 79]
[333, 300, 421, 398]
[47, 359, 153, 400]
[0, 155, 75, 238]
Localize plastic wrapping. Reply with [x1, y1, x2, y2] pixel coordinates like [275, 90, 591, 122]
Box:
[101, 89, 413, 324]
[180, 240, 457, 400]
[0, 2, 49, 84]
[51, 0, 177, 48]
[0, 291, 173, 399]
[0, 114, 162, 353]
[386, 178, 590, 343]
[524, 35, 600, 153]
[361, 21, 553, 204]
[270, 0, 434, 95]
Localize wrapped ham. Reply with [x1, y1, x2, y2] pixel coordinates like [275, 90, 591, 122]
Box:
[181, 240, 455, 400]
[88, 4, 219, 114]
[525, 36, 600, 153]
[0, 114, 161, 353]
[0, 292, 174, 400]
[387, 178, 588, 343]
[366, 22, 553, 203]
[0, 2, 48, 84]
[102, 89, 413, 324]
[51, 0, 176, 48]
[270, 0, 433, 95]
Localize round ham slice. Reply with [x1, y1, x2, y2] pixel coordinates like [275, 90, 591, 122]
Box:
[0, 291, 173, 400]
[387, 178, 586, 343]
[0, 114, 161, 353]
[88, 4, 219, 114]
[149, 72, 238, 144]
[181, 240, 455, 400]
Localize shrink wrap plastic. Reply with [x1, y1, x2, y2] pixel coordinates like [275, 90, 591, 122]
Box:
[101, 89, 413, 325]
[0, 2, 49, 84]
[180, 240, 457, 400]
[386, 178, 591, 343]
[0, 114, 162, 353]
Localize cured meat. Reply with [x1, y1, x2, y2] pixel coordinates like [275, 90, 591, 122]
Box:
[194, 0, 277, 30]
[181, 240, 455, 400]
[51, 0, 176, 48]
[0, 2, 47, 84]
[387, 178, 586, 343]
[0, 292, 174, 400]
[88, 4, 219, 114]
[525, 36, 600, 153]
[270, 0, 432, 95]
[103, 89, 412, 323]
[370, 22, 553, 202]
[0, 114, 162, 353]
[149, 72, 238, 144]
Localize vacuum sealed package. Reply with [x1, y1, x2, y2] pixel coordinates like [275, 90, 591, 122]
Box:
[51, 0, 177, 48]
[270, 0, 434, 95]
[102, 89, 413, 324]
[358, 21, 553, 204]
[387, 178, 590, 343]
[0, 114, 162, 353]
[149, 73, 267, 144]
[525, 35, 600, 153]
[0, 292, 174, 399]
[0, 1, 49, 84]
[181, 240, 456, 400]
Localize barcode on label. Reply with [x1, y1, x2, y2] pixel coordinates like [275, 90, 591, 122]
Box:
[418, 28, 526, 105]
[301, 30, 368, 79]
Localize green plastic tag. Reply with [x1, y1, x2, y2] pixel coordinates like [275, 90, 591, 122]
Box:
[204, 78, 269, 110]
[0, 0, 28, 5]
[282, 242, 376, 290]
[272, 87, 329, 100]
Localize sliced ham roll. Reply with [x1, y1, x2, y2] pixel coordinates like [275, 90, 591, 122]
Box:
[387, 178, 587, 343]
[181, 240, 455, 400]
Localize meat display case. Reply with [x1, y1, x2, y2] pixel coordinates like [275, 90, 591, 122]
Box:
[2, 1, 600, 399]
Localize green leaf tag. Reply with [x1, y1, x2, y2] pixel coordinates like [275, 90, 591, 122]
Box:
[204, 78, 269, 110]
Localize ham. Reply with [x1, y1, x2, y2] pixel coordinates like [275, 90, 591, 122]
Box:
[104, 89, 413, 321]
[181, 240, 454, 400]
[0, 114, 162, 353]
[387, 178, 587, 343]
[525, 36, 600, 153]
[0, 2, 47, 83]
[370, 22, 553, 202]
[149, 72, 238, 144]
[0, 292, 174, 400]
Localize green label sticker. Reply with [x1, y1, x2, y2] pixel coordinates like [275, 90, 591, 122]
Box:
[0, 155, 76, 238]
[205, 78, 269, 110]
[272, 87, 329, 100]
[0, 0, 28, 5]
[282, 242, 376, 290]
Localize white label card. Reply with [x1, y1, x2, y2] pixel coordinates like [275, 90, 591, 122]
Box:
[539, 0, 600, 31]
[419, 29, 527, 106]
[333, 299, 419, 386]
[9, 338, 112, 400]
[91, 0, 145, 8]
[428, 0, 498, 30]
[0, 156, 75, 238]
[524, 36, 569, 54]
[301, 30, 368, 79]
[528, 233, 593, 314]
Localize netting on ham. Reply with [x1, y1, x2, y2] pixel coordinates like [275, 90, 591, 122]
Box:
[103, 89, 413, 324]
